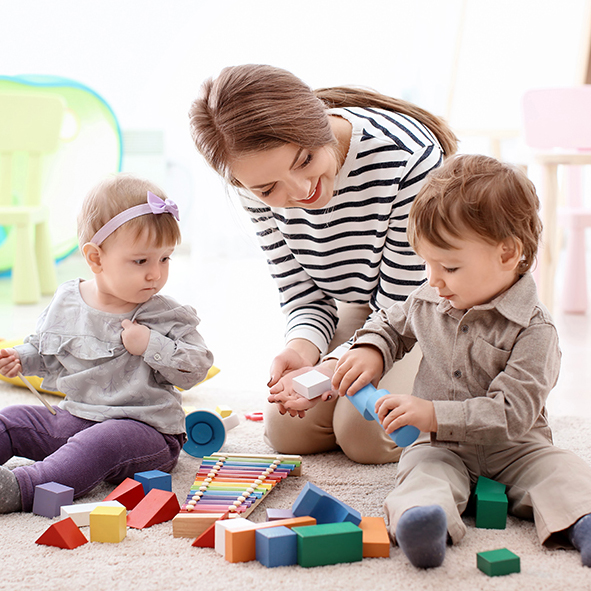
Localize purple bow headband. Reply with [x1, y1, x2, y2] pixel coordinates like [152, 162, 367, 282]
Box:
[90, 191, 180, 246]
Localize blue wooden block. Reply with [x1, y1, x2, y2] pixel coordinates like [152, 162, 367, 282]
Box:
[349, 384, 419, 447]
[256, 526, 297, 568]
[292, 482, 361, 526]
[134, 470, 172, 494]
[33, 482, 74, 518]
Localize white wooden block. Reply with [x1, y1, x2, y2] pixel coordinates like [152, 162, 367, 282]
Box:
[214, 518, 253, 557]
[60, 501, 125, 527]
[292, 370, 332, 400]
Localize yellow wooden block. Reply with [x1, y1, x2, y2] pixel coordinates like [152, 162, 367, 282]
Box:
[215, 405, 232, 418]
[90, 505, 127, 543]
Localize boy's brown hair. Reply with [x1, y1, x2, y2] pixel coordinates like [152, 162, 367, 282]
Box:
[408, 154, 542, 273]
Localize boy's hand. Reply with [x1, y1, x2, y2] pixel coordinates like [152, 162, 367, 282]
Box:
[121, 320, 150, 356]
[332, 345, 383, 397]
[375, 394, 437, 434]
[0, 348, 22, 378]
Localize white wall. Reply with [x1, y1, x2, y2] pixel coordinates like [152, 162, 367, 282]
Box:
[2, 0, 589, 257]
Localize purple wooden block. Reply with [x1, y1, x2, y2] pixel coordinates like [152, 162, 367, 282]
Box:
[33, 482, 75, 518]
[266, 508, 295, 521]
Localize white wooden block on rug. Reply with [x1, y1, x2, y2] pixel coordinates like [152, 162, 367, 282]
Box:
[60, 501, 125, 527]
[292, 370, 332, 399]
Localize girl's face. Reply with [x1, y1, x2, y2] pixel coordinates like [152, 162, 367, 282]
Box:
[95, 226, 174, 311]
[231, 143, 339, 209]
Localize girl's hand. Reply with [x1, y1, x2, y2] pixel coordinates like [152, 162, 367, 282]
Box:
[121, 320, 150, 356]
[332, 345, 383, 397]
[0, 348, 22, 378]
[375, 394, 437, 434]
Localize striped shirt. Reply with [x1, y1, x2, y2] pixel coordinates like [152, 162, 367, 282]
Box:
[238, 106, 444, 356]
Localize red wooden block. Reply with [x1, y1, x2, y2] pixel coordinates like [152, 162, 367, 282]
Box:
[104, 477, 145, 510]
[127, 488, 180, 529]
[191, 510, 230, 548]
[35, 517, 88, 549]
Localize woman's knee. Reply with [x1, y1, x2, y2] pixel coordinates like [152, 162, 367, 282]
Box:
[263, 399, 339, 455]
[333, 398, 401, 464]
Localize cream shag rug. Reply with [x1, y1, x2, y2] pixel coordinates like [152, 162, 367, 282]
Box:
[1, 379, 591, 591]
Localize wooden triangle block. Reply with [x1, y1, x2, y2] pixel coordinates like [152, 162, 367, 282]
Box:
[104, 477, 145, 510]
[36, 517, 88, 549]
[192, 510, 230, 548]
[127, 488, 180, 529]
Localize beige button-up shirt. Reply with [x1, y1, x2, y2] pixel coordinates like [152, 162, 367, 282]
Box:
[352, 273, 561, 445]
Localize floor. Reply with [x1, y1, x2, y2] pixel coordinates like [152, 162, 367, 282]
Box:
[1, 248, 590, 420]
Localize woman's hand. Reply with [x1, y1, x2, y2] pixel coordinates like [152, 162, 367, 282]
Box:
[0, 348, 22, 378]
[375, 394, 437, 434]
[268, 361, 336, 418]
[121, 320, 151, 356]
[267, 339, 321, 388]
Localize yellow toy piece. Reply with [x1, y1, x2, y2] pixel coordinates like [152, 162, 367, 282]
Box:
[89, 505, 127, 543]
[0, 338, 220, 397]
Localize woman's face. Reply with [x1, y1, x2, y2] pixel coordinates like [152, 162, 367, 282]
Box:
[231, 143, 339, 209]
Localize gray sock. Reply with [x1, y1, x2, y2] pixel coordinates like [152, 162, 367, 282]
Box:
[396, 505, 447, 568]
[0, 466, 22, 513]
[569, 513, 591, 567]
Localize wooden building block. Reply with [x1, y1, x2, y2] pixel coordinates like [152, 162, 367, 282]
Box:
[90, 505, 127, 543]
[256, 526, 297, 568]
[292, 370, 332, 400]
[33, 482, 75, 518]
[475, 476, 506, 497]
[293, 522, 363, 567]
[104, 477, 145, 510]
[134, 470, 172, 494]
[359, 516, 390, 558]
[477, 548, 520, 576]
[214, 518, 253, 557]
[215, 405, 233, 418]
[226, 516, 316, 563]
[36, 517, 88, 549]
[172, 512, 226, 538]
[127, 489, 180, 529]
[266, 508, 295, 521]
[192, 520, 217, 548]
[60, 501, 125, 527]
[292, 481, 361, 526]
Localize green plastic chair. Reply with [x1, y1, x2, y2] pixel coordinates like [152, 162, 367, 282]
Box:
[0, 92, 65, 303]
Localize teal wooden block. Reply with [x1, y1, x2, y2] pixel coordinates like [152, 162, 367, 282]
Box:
[477, 548, 520, 576]
[475, 490, 508, 529]
[293, 522, 363, 567]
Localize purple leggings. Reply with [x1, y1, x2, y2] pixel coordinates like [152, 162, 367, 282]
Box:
[0, 405, 184, 511]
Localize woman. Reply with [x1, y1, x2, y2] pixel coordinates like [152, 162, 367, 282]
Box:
[189, 64, 456, 463]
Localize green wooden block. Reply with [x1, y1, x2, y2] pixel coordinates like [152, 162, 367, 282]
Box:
[293, 522, 363, 567]
[474, 476, 506, 497]
[477, 548, 520, 576]
[475, 490, 508, 529]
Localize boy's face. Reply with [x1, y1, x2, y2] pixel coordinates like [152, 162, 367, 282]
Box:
[96, 226, 174, 309]
[417, 234, 520, 310]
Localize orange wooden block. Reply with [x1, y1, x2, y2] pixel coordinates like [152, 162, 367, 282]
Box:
[359, 516, 390, 558]
[226, 515, 317, 563]
[127, 489, 180, 529]
[35, 517, 88, 549]
[104, 478, 145, 510]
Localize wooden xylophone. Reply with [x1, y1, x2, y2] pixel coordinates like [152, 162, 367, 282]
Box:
[172, 452, 302, 538]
